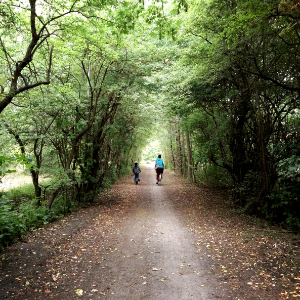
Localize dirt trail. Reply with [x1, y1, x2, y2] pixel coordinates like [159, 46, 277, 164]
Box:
[0, 164, 299, 299]
[94, 165, 226, 299]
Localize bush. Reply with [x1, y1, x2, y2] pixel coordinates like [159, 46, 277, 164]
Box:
[0, 196, 26, 248]
[268, 186, 300, 231]
[19, 199, 54, 231]
[0, 196, 58, 250]
[265, 154, 300, 231]
[103, 168, 118, 188]
[51, 192, 77, 217]
[195, 164, 232, 189]
[7, 183, 35, 207]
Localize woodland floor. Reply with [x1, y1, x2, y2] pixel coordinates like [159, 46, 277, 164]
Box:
[0, 165, 300, 299]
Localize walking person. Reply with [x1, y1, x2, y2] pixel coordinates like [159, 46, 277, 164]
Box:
[155, 154, 164, 184]
[133, 161, 141, 183]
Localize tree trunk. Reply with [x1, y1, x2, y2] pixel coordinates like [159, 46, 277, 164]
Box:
[186, 131, 193, 181]
[177, 129, 183, 175]
[47, 119, 96, 208]
[30, 169, 42, 205]
[170, 137, 176, 171]
[47, 186, 62, 209]
[182, 131, 186, 176]
[5, 124, 43, 204]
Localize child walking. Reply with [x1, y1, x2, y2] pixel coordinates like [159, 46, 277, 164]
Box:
[133, 161, 141, 183]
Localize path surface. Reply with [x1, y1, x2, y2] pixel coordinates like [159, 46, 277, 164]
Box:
[94, 165, 226, 299]
[1, 164, 300, 299]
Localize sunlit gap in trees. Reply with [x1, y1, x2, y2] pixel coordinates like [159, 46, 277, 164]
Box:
[142, 139, 163, 162]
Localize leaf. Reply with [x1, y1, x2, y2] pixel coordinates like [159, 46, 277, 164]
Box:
[52, 275, 58, 281]
[76, 289, 83, 296]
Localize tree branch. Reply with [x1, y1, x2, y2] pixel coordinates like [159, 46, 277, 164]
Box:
[0, 36, 13, 75]
[189, 31, 212, 44]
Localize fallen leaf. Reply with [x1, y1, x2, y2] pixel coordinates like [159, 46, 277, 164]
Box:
[76, 289, 83, 296]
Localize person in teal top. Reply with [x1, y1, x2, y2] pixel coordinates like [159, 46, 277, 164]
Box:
[155, 154, 164, 184]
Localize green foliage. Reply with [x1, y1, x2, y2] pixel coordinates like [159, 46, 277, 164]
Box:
[0, 156, 16, 179]
[18, 200, 53, 231]
[268, 188, 300, 232]
[0, 154, 38, 182]
[265, 153, 300, 231]
[0, 196, 26, 248]
[137, 0, 300, 233]
[0, 191, 75, 249]
[102, 168, 119, 188]
[277, 155, 300, 180]
[6, 183, 35, 207]
[142, 139, 163, 161]
[195, 164, 231, 189]
[0, 0, 186, 247]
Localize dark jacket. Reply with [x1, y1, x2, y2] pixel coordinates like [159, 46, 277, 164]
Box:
[133, 165, 141, 175]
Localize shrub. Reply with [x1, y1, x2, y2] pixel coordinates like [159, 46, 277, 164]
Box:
[0, 196, 26, 248]
[195, 164, 232, 189]
[18, 199, 54, 231]
[7, 183, 35, 207]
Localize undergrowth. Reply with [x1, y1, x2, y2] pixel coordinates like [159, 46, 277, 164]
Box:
[0, 183, 77, 251]
[0, 167, 125, 251]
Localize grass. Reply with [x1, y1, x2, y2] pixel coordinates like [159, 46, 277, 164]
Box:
[6, 183, 35, 206]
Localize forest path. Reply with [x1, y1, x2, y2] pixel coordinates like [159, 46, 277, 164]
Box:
[92, 165, 225, 300]
[0, 164, 299, 299]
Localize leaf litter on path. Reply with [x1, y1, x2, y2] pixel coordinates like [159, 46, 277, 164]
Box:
[177, 182, 300, 299]
[0, 172, 300, 299]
